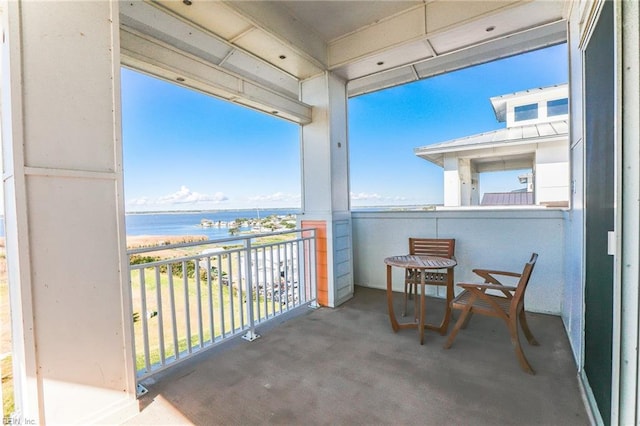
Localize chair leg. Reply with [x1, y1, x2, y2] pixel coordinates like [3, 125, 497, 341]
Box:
[508, 321, 535, 374]
[460, 312, 473, 329]
[403, 282, 409, 317]
[518, 308, 539, 346]
[443, 305, 472, 349]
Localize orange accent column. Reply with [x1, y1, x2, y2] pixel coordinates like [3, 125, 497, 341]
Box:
[302, 220, 328, 306]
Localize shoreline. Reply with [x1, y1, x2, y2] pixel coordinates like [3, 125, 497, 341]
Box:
[126, 235, 208, 250]
[125, 208, 301, 216]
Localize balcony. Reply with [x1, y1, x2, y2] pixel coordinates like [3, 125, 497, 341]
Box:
[126, 286, 588, 424]
[120, 209, 588, 424]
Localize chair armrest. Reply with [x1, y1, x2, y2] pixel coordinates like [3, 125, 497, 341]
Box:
[473, 268, 521, 278]
[457, 283, 517, 292]
[458, 282, 516, 299]
[473, 268, 520, 285]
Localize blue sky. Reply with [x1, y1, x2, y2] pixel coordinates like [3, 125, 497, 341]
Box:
[122, 44, 567, 212]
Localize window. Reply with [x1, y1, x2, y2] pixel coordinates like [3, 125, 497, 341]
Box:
[514, 103, 538, 121]
[547, 98, 568, 116]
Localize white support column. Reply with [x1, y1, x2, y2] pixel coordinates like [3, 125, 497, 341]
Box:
[1, 1, 137, 423]
[617, 1, 640, 423]
[470, 167, 480, 205]
[300, 72, 353, 307]
[443, 155, 461, 207]
[534, 141, 570, 205]
[458, 158, 473, 206]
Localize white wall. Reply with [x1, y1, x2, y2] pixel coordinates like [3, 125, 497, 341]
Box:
[2, 2, 137, 423]
[352, 209, 565, 314]
[535, 140, 570, 205]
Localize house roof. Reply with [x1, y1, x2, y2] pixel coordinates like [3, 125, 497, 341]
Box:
[414, 119, 568, 168]
[481, 192, 534, 205]
[489, 84, 568, 122]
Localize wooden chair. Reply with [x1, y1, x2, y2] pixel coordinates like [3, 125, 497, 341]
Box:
[403, 238, 455, 334]
[443, 253, 539, 374]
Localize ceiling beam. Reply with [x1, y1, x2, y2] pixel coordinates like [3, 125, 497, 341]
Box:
[120, 0, 300, 98]
[221, 0, 328, 69]
[348, 20, 567, 97]
[120, 29, 312, 125]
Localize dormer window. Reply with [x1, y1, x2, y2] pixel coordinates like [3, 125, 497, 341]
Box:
[514, 103, 538, 122]
[547, 98, 569, 116]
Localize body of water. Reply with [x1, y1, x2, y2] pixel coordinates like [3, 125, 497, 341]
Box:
[125, 209, 299, 238]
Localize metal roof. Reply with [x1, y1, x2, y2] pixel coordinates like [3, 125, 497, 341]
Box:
[414, 119, 568, 167]
[481, 192, 534, 205]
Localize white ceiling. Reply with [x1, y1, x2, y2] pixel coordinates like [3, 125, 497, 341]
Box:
[277, 1, 423, 42]
[119, 0, 570, 123]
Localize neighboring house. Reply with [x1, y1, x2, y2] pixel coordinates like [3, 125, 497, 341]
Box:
[414, 84, 569, 207]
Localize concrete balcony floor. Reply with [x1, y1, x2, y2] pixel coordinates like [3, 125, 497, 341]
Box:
[126, 286, 589, 425]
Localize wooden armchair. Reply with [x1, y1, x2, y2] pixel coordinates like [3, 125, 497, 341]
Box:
[404, 238, 455, 334]
[443, 253, 539, 374]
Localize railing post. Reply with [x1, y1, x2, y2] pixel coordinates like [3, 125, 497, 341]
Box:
[242, 238, 260, 342]
[308, 229, 319, 308]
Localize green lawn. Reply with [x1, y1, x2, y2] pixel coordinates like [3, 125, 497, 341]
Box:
[131, 265, 283, 374]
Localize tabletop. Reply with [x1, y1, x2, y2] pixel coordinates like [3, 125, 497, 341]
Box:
[384, 254, 457, 269]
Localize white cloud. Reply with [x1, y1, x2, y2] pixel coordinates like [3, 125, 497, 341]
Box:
[127, 186, 229, 210]
[248, 192, 300, 203]
[157, 186, 228, 204]
[350, 191, 382, 201]
[128, 196, 151, 206]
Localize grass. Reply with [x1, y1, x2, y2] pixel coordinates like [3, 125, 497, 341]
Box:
[0, 240, 12, 415]
[131, 261, 289, 374]
[1, 355, 13, 415]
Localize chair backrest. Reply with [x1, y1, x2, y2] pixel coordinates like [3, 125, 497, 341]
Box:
[512, 253, 538, 309]
[409, 238, 455, 259]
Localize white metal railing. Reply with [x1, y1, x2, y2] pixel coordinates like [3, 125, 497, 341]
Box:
[128, 228, 317, 382]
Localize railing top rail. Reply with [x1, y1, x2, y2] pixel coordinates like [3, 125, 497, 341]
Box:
[127, 227, 317, 255]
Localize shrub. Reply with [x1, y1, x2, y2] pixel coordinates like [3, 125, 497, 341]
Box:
[130, 255, 162, 265]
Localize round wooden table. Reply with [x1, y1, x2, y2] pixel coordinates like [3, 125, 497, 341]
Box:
[384, 254, 457, 345]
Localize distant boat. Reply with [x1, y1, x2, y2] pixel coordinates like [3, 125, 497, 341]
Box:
[200, 219, 213, 227]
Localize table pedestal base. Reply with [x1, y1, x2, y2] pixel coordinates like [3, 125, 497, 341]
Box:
[386, 264, 453, 344]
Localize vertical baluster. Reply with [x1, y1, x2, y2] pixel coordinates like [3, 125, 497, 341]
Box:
[277, 244, 284, 313]
[183, 260, 191, 354]
[238, 250, 245, 328]
[267, 244, 274, 318]
[139, 268, 151, 373]
[255, 247, 263, 322]
[227, 251, 235, 334]
[294, 240, 302, 305]
[195, 258, 203, 348]
[217, 254, 226, 339]
[282, 243, 290, 311]
[273, 244, 280, 313]
[168, 265, 179, 360]
[155, 266, 165, 367]
[207, 256, 214, 344]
